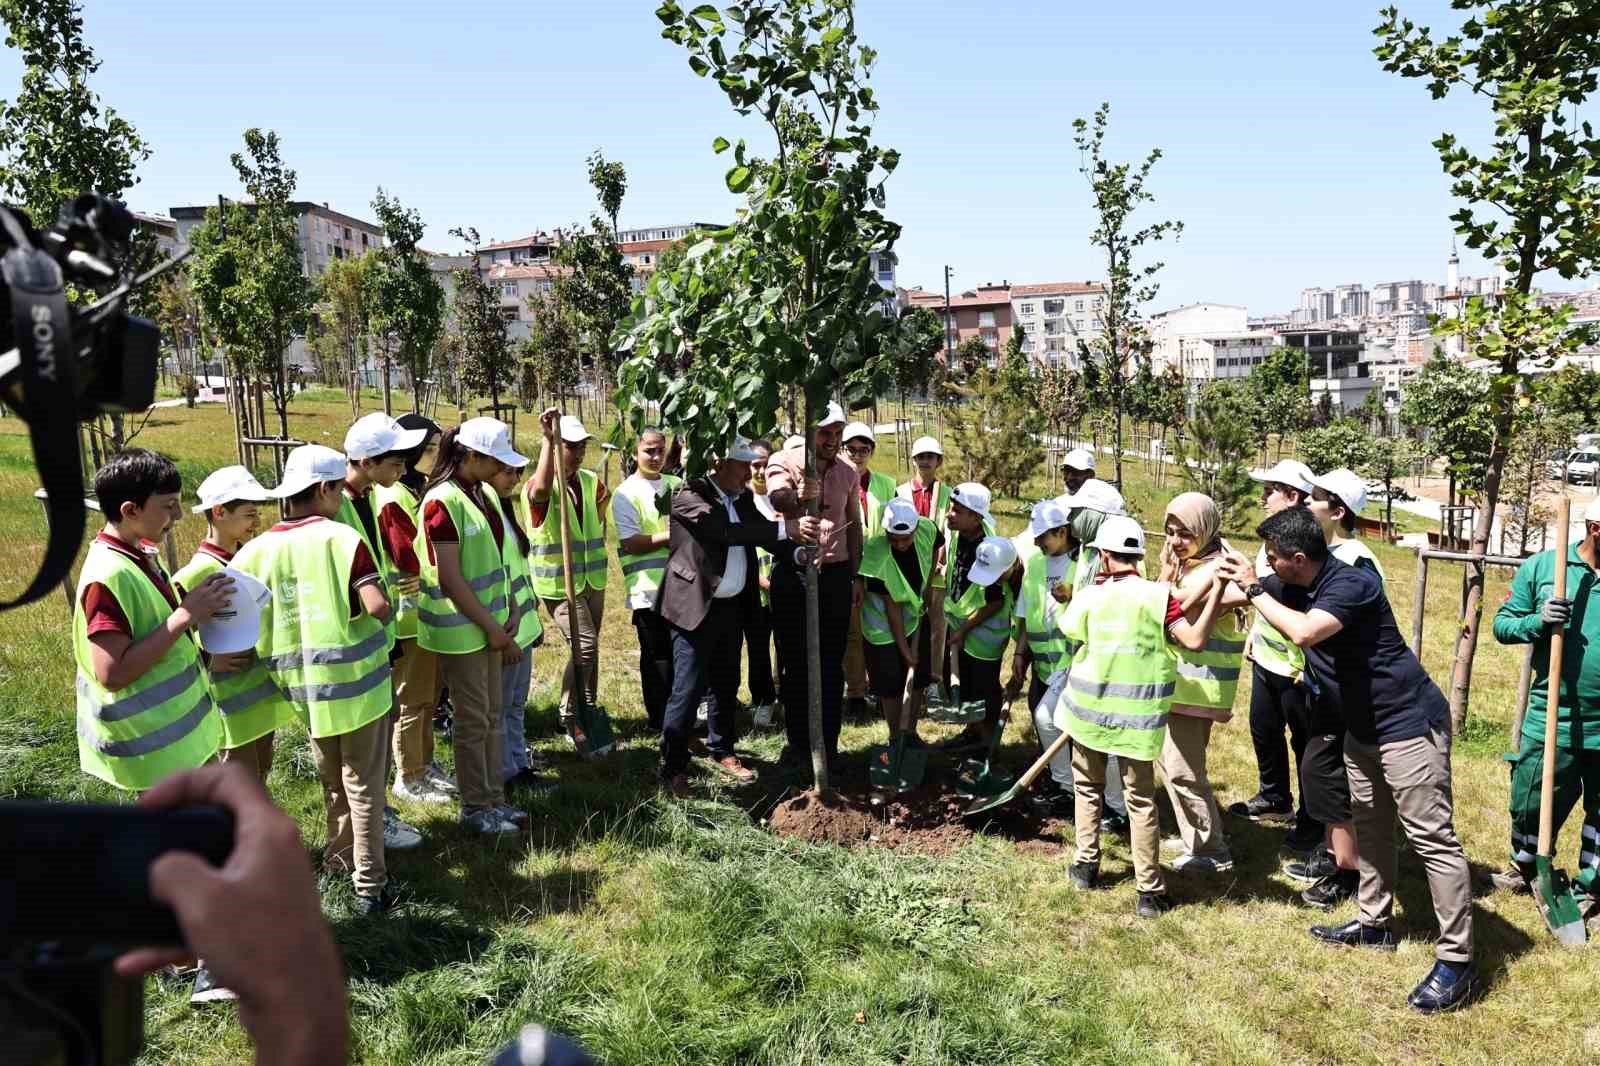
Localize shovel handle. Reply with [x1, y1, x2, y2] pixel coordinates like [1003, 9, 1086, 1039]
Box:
[1539, 496, 1570, 859]
[1015, 730, 1072, 792]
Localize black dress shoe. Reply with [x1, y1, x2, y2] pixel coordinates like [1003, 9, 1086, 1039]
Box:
[1227, 793, 1293, 821]
[1136, 891, 1173, 919]
[1309, 918, 1397, 951]
[354, 885, 396, 917]
[1102, 809, 1130, 835]
[1301, 869, 1358, 910]
[1407, 960, 1478, 1014]
[1068, 862, 1099, 891]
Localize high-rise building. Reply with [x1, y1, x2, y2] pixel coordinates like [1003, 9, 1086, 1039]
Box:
[1335, 283, 1369, 318]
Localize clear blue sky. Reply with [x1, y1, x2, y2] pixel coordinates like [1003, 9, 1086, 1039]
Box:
[4, 0, 1569, 313]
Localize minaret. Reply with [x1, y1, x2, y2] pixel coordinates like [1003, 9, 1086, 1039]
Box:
[1446, 237, 1460, 293]
[1443, 238, 1464, 359]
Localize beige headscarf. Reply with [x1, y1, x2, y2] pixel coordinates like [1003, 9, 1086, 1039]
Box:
[1164, 492, 1222, 563]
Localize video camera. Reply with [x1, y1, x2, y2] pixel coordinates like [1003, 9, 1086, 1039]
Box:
[0, 193, 174, 612]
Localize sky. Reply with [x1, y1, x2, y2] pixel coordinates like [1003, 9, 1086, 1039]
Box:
[3, 0, 1580, 314]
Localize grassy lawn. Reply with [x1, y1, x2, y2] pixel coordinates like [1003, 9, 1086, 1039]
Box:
[2, 393, 1598, 1065]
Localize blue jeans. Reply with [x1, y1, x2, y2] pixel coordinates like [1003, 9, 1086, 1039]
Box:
[660, 598, 743, 778]
[500, 649, 533, 782]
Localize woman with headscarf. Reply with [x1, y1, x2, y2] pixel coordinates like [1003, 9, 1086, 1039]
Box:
[1157, 492, 1251, 873]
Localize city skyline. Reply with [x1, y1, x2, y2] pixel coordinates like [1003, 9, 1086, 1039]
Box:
[2, 0, 1583, 313]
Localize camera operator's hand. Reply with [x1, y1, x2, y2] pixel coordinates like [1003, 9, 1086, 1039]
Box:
[115, 764, 348, 1066]
[178, 572, 235, 628]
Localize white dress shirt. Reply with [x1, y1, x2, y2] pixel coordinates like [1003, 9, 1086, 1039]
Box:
[713, 481, 747, 598]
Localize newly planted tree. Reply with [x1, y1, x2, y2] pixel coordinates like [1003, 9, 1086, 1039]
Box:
[449, 226, 514, 414]
[619, 0, 900, 790]
[1073, 102, 1182, 488]
[368, 189, 445, 414]
[314, 252, 375, 418]
[1378, 0, 1600, 727]
[1174, 380, 1256, 532]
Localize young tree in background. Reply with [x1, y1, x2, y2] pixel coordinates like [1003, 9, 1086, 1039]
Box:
[449, 226, 513, 414]
[368, 188, 445, 414]
[314, 252, 374, 418]
[553, 153, 633, 400]
[1174, 380, 1256, 532]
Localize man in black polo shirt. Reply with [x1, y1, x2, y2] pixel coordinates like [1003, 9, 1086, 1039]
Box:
[1218, 507, 1476, 1015]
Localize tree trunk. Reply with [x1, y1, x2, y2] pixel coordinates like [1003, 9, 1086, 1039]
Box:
[1448, 421, 1509, 733]
[382, 346, 392, 416]
[802, 395, 829, 793]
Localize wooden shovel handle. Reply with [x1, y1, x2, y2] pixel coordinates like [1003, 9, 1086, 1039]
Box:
[1016, 730, 1072, 792]
[1539, 496, 1570, 858]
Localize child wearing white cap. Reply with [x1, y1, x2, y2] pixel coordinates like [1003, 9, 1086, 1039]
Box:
[173, 466, 288, 787]
[1004, 498, 1077, 815]
[938, 484, 1015, 751]
[843, 420, 896, 719]
[856, 496, 943, 745]
[523, 408, 609, 741]
[231, 444, 397, 915]
[1308, 468, 1386, 587]
[896, 435, 953, 541]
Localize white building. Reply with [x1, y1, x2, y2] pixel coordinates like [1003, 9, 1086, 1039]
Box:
[1009, 281, 1105, 368]
[1176, 330, 1279, 384]
[1148, 302, 1249, 372]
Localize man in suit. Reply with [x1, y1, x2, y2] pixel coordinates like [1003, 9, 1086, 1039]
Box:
[656, 437, 819, 795]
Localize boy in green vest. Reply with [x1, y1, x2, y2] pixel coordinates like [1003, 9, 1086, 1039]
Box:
[1005, 499, 1076, 817]
[173, 465, 288, 785]
[234, 444, 396, 916]
[1056, 515, 1227, 918]
[74, 449, 231, 793]
[341, 412, 429, 849]
[857, 496, 941, 745]
[937, 483, 1012, 751]
[611, 427, 681, 733]
[896, 436, 953, 536]
[844, 420, 896, 718]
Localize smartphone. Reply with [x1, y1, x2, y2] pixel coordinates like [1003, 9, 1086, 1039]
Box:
[0, 802, 234, 947]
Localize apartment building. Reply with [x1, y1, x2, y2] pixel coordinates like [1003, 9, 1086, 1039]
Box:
[1176, 331, 1278, 384]
[169, 201, 385, 280]
[1148, 303, 1249, 372]
[903, 283, 1014, 358]
[1009, 281, 1105, 368]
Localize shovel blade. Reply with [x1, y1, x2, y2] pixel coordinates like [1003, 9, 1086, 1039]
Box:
[963, 779, 1025, 818]
[1536, 856, 1588, 947]
[573, 702, 616, 759]
[897, 740, 929, 791]
[868, 738, 902, 789]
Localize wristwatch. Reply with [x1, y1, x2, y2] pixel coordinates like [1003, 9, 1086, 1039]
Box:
[1245, 582, 1266, 600]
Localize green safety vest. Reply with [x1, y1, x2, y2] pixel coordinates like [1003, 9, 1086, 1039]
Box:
[1071, 544, 1144, 594]
[73, 542, 222, 791]
[1015, 538, 1071, 681]
[1332, 537, 1386, 588]
[610, 473, 680, 606]
[523, 468, 608, 598]
[1056, 576, 1178, 762]
[488, 490, 545, 649]
[1250, 546, 1305, 681]
[232, 519, 392, 739]
[371, 480, 422, 640]
[757, 547, 773, 608]
[1170, 557, 1247, 713]
[859, 517, 937, 646]
[416, 479, 510, 655]
[173, 547, 292, 748]
[861, 469, 897, 539]
[945, 535, 1015, 661]
[334, 488, 396, 651]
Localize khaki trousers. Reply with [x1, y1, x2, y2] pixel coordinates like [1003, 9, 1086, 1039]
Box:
[545, 589, 604, 725]
[310, 716, 388, 897]
[392, 638, 439, 784]
[1159, 715, 1230, 860]
[1344, 724, 1473, 962]
[1072, 743, 1165, 894]
[218, 732, 275, 786]
[844, 601, 868, 699]
[440, 646, 504, 812]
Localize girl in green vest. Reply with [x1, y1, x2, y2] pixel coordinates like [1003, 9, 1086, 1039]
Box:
[418, 420, 528, 836]
[857, 497, 941, 745]
[489, 458, 547, 794]
[1157, 493, 1251, 875]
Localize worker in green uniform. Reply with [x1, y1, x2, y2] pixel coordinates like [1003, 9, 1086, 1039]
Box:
[1492, 497, 1600, 909]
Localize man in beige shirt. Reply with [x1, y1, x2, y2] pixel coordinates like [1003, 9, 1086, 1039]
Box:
[764, 400, 863, 779]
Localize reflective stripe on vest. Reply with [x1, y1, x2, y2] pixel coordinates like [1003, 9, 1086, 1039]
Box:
[417, 480, 511, 655]
[372, 480, 423, 640]
[897, 480, 954, 587]
[334, 490, 396, 653]
[72, 542, 221, 790]
[489, 490, 544, 649]
[1055, 577, 1177, 762]
[524, 468, 609, 597]
[858, 518, 936, 646]
[612, 474, 679, 606]
[1170, 557, 1248, 713]
[1017, 540, 1070, 680]
[231, 519, 391, 739]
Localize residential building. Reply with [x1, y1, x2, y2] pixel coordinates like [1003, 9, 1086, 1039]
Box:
[615, 222, 721, 245]
[1334, 283, 1369, 318]
[1371, 279, 1432, 314]
[133, 212, 183, 260]
[1175, 331, 1278, 385]
[903, 282, 1014, 360]
[1148, 303, 1249, 372]
[1009, 281, 1106, 368]
[169, 201, 385, 281]
[479, 232, 557, 267]
[1294, 287, 1336, 326]
[1283, 326, 1375, 411]
[486, 261, 568, 343]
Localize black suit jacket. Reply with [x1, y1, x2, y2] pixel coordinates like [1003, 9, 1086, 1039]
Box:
[656, 475, 784, 632]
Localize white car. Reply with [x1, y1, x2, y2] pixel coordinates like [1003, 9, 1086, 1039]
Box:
[1552, 450, 1600, 486]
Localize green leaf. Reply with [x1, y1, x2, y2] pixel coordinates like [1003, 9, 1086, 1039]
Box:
[725, 165, 753, 192]
[712, 136, 731, 154]
[688, 55, 710, 76]
[690, 3, 719, 17]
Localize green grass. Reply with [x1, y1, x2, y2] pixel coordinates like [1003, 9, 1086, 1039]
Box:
[3, 394, 1599, 1065]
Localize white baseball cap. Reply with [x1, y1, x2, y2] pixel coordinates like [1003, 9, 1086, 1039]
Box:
[783, 434, 805, 451]
[459, 417, 529, 467]
[1309, 468, 1368, 516]
[882, 496, 920, 535]
[969, 534, 1018, 586]
[1089, 515, 1147, 556]
[192, 465, 273, 514]
[1029, 498, 1071, 538]
[724, 436, 764, 462]
[816, 401, 847, 428]
[842, 421, 875, 445]
[1061, 478, 1125, 516]
[272, 445, 348, 499]
[1586, 499, 1600, 524]
[1249, 459, 1315, 495]
[1061, 447, 1096, 472]
[558, 415, 592, 444]
[950, 481, 992, 523]
[910, 435, 944, 458]
[344, 412, 428, 461]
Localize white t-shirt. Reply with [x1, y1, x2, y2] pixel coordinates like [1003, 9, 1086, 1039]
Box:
[612, 472, 667, 610]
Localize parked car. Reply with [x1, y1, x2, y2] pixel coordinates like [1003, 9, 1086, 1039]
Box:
[1553, 450, 1600, 486]
[1546, 449, 1573, 480]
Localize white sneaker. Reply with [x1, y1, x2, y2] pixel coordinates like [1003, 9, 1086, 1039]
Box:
[424, 762, 458, 794]
[394, 776, 452, 805]
[696, 697, 711, 724]
[751, 703, 776, 728]
[462, 808, 519, 835]
[382, 807, 423, 850]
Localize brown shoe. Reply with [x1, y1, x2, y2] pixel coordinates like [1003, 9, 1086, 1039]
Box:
[714, 755, 756, 782]
[661, 773, 690, 798]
